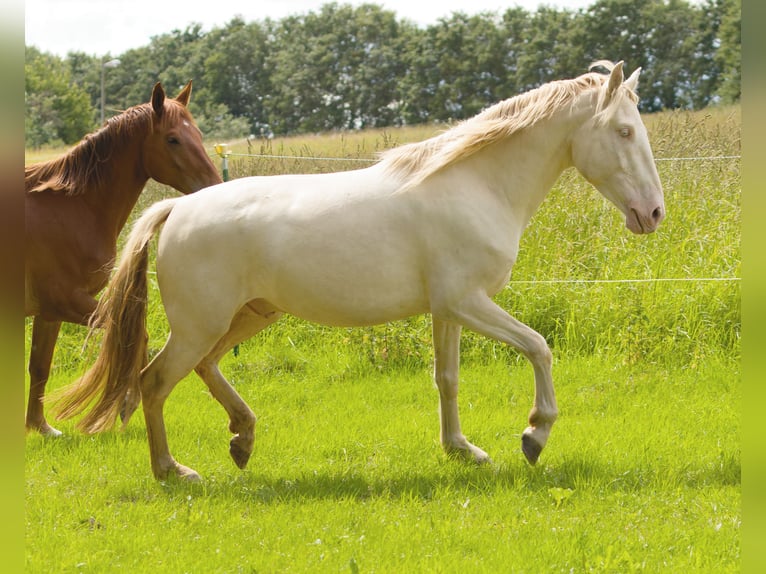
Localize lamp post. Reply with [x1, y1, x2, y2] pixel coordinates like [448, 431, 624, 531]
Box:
[100, 58, 121, 125]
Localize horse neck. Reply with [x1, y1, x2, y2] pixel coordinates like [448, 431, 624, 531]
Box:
[84, 137, 151, 236]
[470, 105, 589, 226]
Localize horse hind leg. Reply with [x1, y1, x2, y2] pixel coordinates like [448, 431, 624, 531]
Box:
[193, 300, 282, 471]
[26, 317, 63, 436]
[432, 318, 491, 464]
[140, 327, 231, 481]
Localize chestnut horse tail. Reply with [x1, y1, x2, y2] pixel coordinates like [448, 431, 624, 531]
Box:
[52, 198, 179, 433]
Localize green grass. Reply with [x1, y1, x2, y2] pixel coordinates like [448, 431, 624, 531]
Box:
[25, 106, 740, 572]
[25, 353, 740, 572]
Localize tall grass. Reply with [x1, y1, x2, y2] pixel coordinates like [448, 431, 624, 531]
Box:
[25, 106, 740, 572]
[129, 106, 740, 370]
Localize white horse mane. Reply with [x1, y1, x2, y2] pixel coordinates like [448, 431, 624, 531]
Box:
[380, 60, 638, 189]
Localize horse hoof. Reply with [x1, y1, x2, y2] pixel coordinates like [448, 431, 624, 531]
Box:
[444, 442, 492, 465]
[229, 439, 252, 469]
[173, 465, 201, 482]
[470, 447, 492, 465]
[521, 434, 542, 465]
[154, 462, 201, 482]
[179, 470, 201, 482]
[33, 424, 63, 437]
[119, 403, 138, 426]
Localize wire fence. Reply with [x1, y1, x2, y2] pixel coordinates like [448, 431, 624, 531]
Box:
[509, 277, 740, 285]
[210, 150, 741, 164]
[199, 150, 740, 287]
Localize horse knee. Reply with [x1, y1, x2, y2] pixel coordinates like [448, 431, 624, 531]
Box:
[525, 333, 552, 368]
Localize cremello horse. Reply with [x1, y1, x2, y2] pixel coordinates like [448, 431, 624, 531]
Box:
[54, 61, 664, 481]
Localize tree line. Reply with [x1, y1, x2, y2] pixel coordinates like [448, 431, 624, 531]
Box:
[25, 0, 740, 148]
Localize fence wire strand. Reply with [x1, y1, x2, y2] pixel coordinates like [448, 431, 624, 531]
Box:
[198, 151, 739, 286]
[211, 150, 741, 164]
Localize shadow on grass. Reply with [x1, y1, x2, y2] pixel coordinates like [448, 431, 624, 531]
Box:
[29, 424, 739, 504]
[153, 452, 740, 504]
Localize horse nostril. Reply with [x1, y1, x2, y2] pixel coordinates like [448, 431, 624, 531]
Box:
[651, 206, 664, 223]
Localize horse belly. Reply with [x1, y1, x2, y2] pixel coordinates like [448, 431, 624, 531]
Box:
[231, 183, 431, 326]
[249, 226, 429, 327]
[269, 267, 429, 327]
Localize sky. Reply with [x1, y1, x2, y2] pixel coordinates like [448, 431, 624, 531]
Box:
[25, 0, 594, 58]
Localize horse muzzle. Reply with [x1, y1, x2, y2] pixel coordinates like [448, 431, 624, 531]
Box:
[626, 202, 665, 234]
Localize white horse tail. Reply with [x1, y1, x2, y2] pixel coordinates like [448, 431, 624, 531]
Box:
[52, 198, 179, 433]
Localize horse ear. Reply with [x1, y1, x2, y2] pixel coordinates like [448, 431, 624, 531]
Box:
[151, 82, 166, 117]
[606, 60, 625, 102]
[176, 80, 193, 107]
[625, 67, 641, 92]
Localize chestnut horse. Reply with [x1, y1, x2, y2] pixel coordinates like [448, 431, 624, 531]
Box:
[55, 62, 664, 481]
[25, 81, 222, 436]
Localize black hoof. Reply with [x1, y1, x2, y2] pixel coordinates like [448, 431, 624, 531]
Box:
[521, 434, 542, 465]
[229, 439, 252, 469]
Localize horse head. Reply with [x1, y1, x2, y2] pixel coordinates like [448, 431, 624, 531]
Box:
[142, 81, 222, 194]
[570, 61, 665, 234]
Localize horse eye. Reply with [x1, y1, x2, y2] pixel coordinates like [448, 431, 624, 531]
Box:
[618, 127, 632, 138]
[167, 136, 180, 145]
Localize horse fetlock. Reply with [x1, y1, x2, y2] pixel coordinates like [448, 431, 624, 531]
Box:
[228, 413, 256, 436]
[527, 405, 558, 427]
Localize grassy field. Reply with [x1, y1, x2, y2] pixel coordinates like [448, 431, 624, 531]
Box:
[25, 106, 740, 572]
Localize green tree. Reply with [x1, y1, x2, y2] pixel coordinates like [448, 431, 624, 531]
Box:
[400, 12, 508, 124]
[24, 0, 739, 146]
[575, 0, 656, 104]
[497, 7, 535, 97]
[336, 5, 415, 129]
[25, 47, 94, 147]
[642, 0, 707, 109]
[202, 17, 275, 136]
[573, 0, 733, 111]
[63, 51, 101, 125]
[268, 3, 409, 133]
[106, 24, 209, 113]
[712, 0, 741, 103]
[515, 6, 583, 92]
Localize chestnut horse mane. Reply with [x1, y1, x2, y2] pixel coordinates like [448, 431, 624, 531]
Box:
[25, 101, 187, 196]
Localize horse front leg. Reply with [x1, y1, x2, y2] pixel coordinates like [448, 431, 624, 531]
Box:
[26, 316, 63, 436]
[432, 318, 491, 463]
[437, 291, 558, 465]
